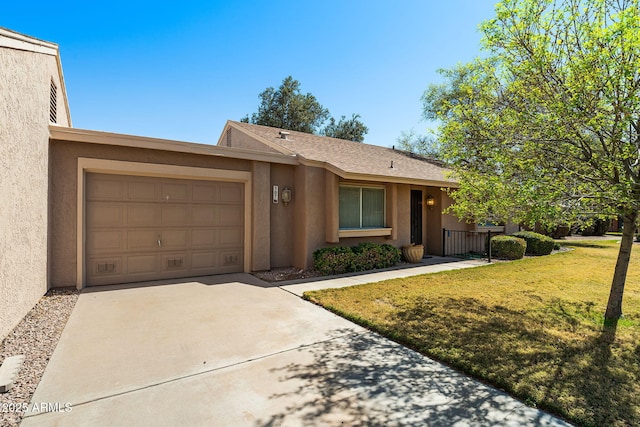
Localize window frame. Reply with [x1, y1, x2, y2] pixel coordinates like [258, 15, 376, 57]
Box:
[338, 184, 391, 238]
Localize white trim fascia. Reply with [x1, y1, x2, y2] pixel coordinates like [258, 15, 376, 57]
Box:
[0, 27, 58, 55]
[51, 126, 298, 165]
[0, 27, 58, 56]
[76, 158, 253, 289]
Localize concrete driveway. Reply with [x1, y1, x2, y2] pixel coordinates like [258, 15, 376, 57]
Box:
[21, 274, 571, 426]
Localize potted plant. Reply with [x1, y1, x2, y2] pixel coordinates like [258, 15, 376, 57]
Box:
[402, 244, 424, 263]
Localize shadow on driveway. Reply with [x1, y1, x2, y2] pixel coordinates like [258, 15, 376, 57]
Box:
[255, 330, 569, 426]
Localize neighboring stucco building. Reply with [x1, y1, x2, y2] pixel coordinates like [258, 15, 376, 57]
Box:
[0, 27, 471, 341]
[0, 28, 71, 340]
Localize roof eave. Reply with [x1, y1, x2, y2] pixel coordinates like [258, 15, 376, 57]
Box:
[49, 126, 299, 165]
[297, 156, 458, 188]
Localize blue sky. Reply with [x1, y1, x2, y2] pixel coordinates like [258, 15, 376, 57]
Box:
[4, 1, 497, 147]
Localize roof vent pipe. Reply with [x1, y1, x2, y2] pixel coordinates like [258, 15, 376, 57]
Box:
[279, 131, 290, 140]
[390, 160, 395, 169]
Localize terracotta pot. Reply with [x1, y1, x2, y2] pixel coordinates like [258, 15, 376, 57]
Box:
[402, 244, 424, 263]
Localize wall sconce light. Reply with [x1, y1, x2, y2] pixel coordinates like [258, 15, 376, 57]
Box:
[426, 194, 435, 208]
[281, 187, 292, 205]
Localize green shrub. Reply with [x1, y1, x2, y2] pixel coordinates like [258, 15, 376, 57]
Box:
[313, 242, 401, 275]
[312, 246, 353, 275]
[539, 224, 571, 239]
[490, 235, 526, 260]
[579, 218, 611, 236]
[512, 231, 555, 255]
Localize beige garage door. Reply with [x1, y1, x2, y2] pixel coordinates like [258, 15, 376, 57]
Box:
[85, 173, 244, 286]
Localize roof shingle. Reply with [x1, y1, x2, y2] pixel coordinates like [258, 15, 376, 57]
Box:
[228, 121, 455, 186]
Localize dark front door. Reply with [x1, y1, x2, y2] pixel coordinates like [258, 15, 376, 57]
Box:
[410, 190, 423, 245]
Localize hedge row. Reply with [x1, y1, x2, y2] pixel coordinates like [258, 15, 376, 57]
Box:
[512, 231, 555, 255]
[313, 242, 401, 275]
[491, 231, 555, 260]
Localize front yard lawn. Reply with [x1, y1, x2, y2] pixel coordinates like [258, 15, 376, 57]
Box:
[304, 240, 640, 427]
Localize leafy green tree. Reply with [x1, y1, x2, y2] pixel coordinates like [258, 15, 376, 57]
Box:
[322, 114, 368, 142]
[423, 0, 640, 322]
[396, 130, 443, 160]
[243, 76, 368, 141]
[242, 76, 330, 134]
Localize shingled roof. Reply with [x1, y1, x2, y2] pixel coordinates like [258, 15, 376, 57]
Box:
[223, 121, 456, 187]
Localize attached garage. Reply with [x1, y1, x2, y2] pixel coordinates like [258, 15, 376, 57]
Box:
[46, 127, 300, 290]
[85, 173, 245, 286]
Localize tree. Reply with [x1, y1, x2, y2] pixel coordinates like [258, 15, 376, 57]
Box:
[243, 76, 368, 141]
[396, 130, 443, 160]
[322, 114, 368, 142]
[242, 76, 330, 133]
[423, 0, 640, 323]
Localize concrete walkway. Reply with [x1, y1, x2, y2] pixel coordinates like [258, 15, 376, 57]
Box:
[22, 259, 572, 426]
[280, 256, 488, 297]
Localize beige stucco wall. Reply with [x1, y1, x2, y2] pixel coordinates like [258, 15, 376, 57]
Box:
[0, 44, 69, 339]
[49, 140, 255, 287]
[251, 161, 271, 271]
[270, 164, 295, 268]
[225, 127, 281, 153]
[291, 165, 327, 269]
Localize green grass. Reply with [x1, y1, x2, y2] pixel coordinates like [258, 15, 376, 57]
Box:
[304, 241, 640, 427]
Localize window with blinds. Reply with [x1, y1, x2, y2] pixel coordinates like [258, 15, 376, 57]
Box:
[339, 185, 385, 229]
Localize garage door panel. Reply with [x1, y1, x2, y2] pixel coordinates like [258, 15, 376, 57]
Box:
[127, 254, 159, 275]
[192, 184, 218, 202]
[191, 229, 218, 248]
[161, 230, 189, 250]
[192, 206, 217, 225]
[192, 251, 218, 269]
[162, 183, 189, 202]
[88, 257, 122, 275]
[220, 185, 243, 203]
[87, 203, 124, 227]
[127, 204, 161, 226]
[127, 230, 162, 251]
[127, 180, 159, 201]
[219, 228, 243, 246]
[88, 231, 124, 253]
[161, 254, 189, 272]
[162, 205, 189, 225]
[86, 173, 245, 286]
[219, 206, 243, 226]
[87, 178, 125, 200]
[220, 250, 242, 268]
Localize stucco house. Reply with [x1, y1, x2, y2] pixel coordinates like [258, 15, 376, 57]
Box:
[0, 27, 470, 341]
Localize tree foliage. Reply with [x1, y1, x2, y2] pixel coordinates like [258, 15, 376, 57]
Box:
[242, 76, 330, 134]
[322, 114, 369, 142]
[424, 0, 640, 321]
[395, 130, 443, 160]
[243, 76, 368, 141]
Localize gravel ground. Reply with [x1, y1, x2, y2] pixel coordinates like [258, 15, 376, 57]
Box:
[0, 288, 79, 427]
[252, 267, 322, 282]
